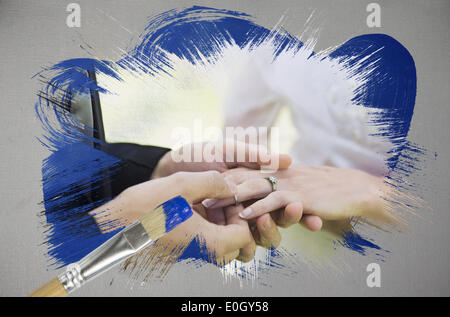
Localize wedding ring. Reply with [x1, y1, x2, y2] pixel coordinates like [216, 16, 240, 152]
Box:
[265, 176, 278, 192]
[234, 193, 239, 206]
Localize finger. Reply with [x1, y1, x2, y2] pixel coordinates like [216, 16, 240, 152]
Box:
[224, 205, 256, 263]
[192, 203, 207, 219]
[223, 139, 292, 170]
[241, 195, 321, 231]
[277, 154, 292, 169]
[206, 207, 227, 226]
[255, 213, 281, 249]
[205, 177, 273, 209]
[300, 215, 323, 231]
[237, 240, 257, 263]
[222, 167, 291, 186]
[271, 202, 303, 228]
[251, 223, 261, 245]
[176, 171, 236, 203]
[173, 213, 247, 266]
[239, 191, 294, 220]
[214, 250, 240, 266]
[222, 168, 271, 185]
[204, 223, 253, 261]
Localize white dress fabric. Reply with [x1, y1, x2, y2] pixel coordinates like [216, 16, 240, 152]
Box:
[215, 42, 392, 279]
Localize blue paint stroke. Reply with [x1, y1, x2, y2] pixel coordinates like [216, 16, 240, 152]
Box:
[160, 196, 193, 232]
[339, 231, 382, 256]
[35, 59, 125, 267]
[329, 34, 417, 171]
[40, 134, 124, 267]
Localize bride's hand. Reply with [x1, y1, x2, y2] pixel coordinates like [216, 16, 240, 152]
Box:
[204, 164, 397, 227]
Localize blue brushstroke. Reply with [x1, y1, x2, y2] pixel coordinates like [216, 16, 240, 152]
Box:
[35, 58, 126, 267]
[161, 196, 193, 232]
[339, 231, 381, 255]
[36, 6, 418, 267]
[329, 34, 417, 171]
[41, 138, 124, 267]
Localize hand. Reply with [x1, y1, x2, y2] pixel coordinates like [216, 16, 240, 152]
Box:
[208, 164, 397, 227]
[151, 139, 292, 251]
[202, 168, 323, 232]
[151, 139, 292, 178]
[90, 171, 254, 265]
[200, 203, 257, 263]
[204, 204, 283, 251]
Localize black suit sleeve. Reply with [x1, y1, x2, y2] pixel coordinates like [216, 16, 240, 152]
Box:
[102, 143, 170, 198]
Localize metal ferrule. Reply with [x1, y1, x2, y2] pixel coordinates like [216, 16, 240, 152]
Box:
[58, 221, 152, 293]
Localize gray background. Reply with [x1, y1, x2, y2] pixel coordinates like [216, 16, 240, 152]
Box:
[0, 0, 449, 296]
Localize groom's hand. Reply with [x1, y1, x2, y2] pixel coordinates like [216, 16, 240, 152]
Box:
[151, 139, 292, 179]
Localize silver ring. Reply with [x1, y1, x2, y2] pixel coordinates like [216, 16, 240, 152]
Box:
[265, 176, 278, 191]
[234, 193, 239, 206]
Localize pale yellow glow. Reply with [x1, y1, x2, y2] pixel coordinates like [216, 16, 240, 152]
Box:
[97, 56, 224, 148]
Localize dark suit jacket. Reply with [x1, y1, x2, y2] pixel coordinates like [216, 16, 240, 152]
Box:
[102, 143, 170, 198]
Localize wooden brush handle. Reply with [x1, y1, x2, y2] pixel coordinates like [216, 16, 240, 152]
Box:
[28, 277, 68, 297]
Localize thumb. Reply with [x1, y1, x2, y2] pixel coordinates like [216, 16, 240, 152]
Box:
[174, 171, 236, 203]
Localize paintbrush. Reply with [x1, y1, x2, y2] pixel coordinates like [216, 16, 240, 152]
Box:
[29, 195, 192, 297]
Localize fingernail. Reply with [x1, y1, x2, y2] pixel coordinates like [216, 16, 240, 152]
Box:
[202, 199, 217, 208]
[239, 208, 252, 219]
